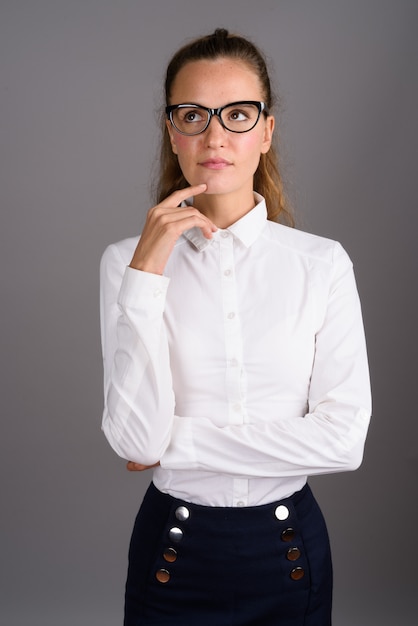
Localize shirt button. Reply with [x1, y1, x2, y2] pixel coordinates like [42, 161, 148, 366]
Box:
[153, 288, 162, 298]
[221, 231, 229, 238]
[233, 403, 242, 412]
[229, 358, 238, 367]
[236, 501, 245, 507]
[223, 269, 232, 276]
[227, 312, 236, 319]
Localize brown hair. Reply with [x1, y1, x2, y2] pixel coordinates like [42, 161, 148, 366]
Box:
[155, 28, 293, 226]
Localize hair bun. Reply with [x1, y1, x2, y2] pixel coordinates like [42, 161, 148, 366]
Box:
[213, 28, 229, 39]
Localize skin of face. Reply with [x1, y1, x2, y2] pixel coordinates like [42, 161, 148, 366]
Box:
[166, 58, 275, 225]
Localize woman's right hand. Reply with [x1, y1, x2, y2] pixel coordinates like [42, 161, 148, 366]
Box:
[126, 460, 160, 471]
[129, 184, 217, 275]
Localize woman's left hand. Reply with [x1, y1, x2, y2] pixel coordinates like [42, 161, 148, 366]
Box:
[126, 461, 160, 471]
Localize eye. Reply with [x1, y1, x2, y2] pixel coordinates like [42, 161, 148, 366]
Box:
[179, 108, 205, 124]
[228, 109, 250, 121]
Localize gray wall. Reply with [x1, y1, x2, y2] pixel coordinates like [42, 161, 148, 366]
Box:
[1, 1, 417, 624]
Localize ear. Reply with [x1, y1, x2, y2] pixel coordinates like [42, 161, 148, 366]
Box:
[260, 115, 275, 154]
[166, 120, 178, 155]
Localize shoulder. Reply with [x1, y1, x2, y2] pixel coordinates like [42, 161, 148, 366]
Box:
[262, 221, 352, 270]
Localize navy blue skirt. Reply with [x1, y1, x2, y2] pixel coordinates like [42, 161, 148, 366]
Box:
[124, 482, 332, 625]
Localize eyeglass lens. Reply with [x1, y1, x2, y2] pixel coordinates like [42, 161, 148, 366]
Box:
[171, 103, 261, 134]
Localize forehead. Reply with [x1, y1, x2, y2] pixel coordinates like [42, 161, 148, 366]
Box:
[169, 58, 264, 106]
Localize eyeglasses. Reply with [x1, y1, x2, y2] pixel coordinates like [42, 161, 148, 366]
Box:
[166, 101, 269, 136]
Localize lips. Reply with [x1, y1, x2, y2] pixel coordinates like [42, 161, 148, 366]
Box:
[199, 157, 232, 170]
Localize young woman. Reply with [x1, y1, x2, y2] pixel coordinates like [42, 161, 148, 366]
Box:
[100, 28, 371, 625]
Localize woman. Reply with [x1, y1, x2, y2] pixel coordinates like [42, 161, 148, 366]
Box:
[100, 28, 371, 625]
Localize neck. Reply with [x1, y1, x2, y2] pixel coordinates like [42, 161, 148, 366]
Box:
[193, 189, 256, 229]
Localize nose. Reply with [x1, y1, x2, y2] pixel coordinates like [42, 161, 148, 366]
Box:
[204, 114, 227, 146]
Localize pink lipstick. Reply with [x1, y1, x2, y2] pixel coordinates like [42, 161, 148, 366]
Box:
[199, 158, 231, 170]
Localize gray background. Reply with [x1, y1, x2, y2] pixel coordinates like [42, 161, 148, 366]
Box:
[1, 1, 417, 624]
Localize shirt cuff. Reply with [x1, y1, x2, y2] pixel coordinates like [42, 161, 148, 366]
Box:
[118, 266, 170, 314]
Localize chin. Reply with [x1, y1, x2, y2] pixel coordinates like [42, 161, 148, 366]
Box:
[184, 168, 232, 193]
[197, 177, 235, 196]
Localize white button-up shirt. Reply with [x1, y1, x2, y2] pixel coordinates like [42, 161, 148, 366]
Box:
[100, 194, 371, 507]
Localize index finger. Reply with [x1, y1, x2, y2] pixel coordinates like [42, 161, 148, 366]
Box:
[160, 183, 207, 208]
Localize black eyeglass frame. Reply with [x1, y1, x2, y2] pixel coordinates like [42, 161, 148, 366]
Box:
[165, 101, 269, 136]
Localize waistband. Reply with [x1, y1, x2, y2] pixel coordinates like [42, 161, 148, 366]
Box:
[146, 481, 313, 525]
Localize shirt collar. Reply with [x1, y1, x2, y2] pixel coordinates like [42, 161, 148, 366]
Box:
[182, 193, 267, 252]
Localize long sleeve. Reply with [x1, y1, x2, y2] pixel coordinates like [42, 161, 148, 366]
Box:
[159, 241, 371, 477]
[100, 242, 175, 465]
